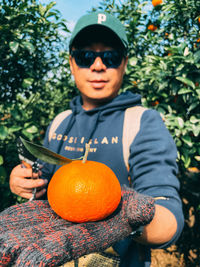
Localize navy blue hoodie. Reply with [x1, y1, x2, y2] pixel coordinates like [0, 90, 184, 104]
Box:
[41, 91, 184, 266]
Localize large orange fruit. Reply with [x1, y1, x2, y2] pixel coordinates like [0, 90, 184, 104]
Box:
[47, 160, 121, 223]
[152, 0, 162, 7]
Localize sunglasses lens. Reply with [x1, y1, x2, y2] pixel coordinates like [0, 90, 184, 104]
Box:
[72, 50, 123, 68]
[102, 51, 122, 68]
[72, 51, 93, 68]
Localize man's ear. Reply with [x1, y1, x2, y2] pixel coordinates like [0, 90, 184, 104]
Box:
[69, 55, 74, 75]
[124, 56, 128, 74]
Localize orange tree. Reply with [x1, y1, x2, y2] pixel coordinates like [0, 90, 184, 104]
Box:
[97, 0, 199, 265]
[0, 0, 199, 263]
[0, 0, 76, 210]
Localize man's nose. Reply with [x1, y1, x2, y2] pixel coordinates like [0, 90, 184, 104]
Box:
[90, 57, 107, 71]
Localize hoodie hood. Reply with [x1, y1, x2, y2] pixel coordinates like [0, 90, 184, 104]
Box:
[70, 91, 141, 115]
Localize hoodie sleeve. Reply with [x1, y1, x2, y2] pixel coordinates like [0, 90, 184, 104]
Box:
[128, 109, 184, 248]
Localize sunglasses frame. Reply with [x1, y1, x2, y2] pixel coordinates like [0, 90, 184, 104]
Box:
[71, 50, 125, 69]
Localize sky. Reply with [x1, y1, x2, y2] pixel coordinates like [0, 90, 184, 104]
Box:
[40, 0, 125, 31]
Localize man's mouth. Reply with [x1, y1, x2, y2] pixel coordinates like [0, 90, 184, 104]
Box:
[89, 80, 108, 88]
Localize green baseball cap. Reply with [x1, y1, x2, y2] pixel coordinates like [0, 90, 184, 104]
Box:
[69, 12, 128, 51]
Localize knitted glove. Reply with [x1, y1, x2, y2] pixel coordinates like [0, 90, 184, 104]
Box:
[0, 185, 155, 266]
[0, 200, 73, 266]
[0, 200, 59, 233]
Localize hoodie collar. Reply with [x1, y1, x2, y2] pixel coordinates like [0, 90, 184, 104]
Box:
[70, 91, 142, 115]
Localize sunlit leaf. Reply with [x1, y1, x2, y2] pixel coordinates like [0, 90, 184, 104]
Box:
[190, 116, 199, 124]
[176, 77, 195, 89]
[9, 41, 19, 53]
[177, 117, 184, 128]
[178, 88, 193, 94]
[183, 47, 190, 56]
[25, 125, 38, 134]
[0, 155, 3, 165]
[22, 41, 35, 53]
[129, 57, 138, 66]
[181, 154, 191, 168]
[22, 78, 34, 88]
[46, 1, 56, 10]
[39, 4, 46, 16]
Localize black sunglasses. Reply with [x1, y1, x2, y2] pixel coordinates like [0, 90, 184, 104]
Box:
[71, 50, 125, 68]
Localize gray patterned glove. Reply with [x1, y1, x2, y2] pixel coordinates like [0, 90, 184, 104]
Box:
[0, 185, 155, 266]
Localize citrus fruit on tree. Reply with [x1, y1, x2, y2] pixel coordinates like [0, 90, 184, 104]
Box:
[47, 155, 121, 223]
[152, 0, 162, 7]
[148, 24, 158, 31]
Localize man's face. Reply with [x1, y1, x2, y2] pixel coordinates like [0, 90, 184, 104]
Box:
[69, 42, 128, 110]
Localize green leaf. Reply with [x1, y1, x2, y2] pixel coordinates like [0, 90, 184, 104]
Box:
[0, 155, 3, 165]
[194, 50, 200, 63]
[190, 116, 199, 124]
[192, 125, 200, 137]
[0, 126, 9, 140]
[181, 135, 193, 147]
[8, 126, 22, 133]
[22, 78, 34, 88]
[9, 41, 19, 53]
[25, 125, 38, 134]
[39, 4, 46, 16]
[178, 88, 193, 94]
[22, 41, 35, 53]
[176, 77, 195, 89]
[175, 139, 182, 147]
[46, 1, 57, 10]
[181, 154, 191, 169]
[183, 47, 190, 56]
[188, 102, 199, 112]
[129, 57, 138, 66]
[177, 117, 184, 128]
[20, 137, 81, 166]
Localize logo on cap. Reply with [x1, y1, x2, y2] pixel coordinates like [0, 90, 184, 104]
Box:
[97, 14, 106, 24]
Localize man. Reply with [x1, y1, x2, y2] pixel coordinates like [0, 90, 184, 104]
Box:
[6, 11, 184, 266]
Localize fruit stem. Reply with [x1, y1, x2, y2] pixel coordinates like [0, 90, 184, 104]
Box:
[82, 143, 90, 163]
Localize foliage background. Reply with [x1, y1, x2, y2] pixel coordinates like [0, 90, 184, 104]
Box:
[0, 0, 199, 265]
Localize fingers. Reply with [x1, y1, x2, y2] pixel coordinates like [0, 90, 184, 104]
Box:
[34, 188, 47, 199]
[0, 243, 20, 266]
[18, 188, 46, 200]
[10, 216, 130, 266]
[0, 219, 74, 266]
[10, 164, 48, 199]
[15, 230, 72, 266]
[11, 164, 35, 177]
[10, 176, 48, 200]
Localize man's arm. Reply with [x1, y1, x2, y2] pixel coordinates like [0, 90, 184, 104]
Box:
[134, 204, 177, 245]
[129, 109, 184, 247]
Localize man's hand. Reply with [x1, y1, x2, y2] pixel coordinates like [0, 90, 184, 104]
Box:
[9, 164, 48, 199]
[0, 185, 155, 266]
